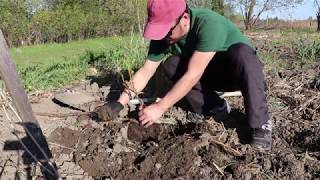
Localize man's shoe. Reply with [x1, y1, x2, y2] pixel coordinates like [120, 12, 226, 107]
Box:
[251, 121, 272, 151]
[210, 100, 231, 122]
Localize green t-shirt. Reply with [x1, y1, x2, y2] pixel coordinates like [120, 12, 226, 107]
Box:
[147, 8, 252, 61]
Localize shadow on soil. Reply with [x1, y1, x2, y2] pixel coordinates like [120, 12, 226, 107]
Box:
[3, 122, 59, 179]
[292, 130, 320, 152]
[224, 109, 253, 144]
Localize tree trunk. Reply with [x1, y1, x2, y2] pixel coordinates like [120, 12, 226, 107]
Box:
[317, 14, 320, 31]
[244, 19, 250, 30]
[243, 0, 256, 30]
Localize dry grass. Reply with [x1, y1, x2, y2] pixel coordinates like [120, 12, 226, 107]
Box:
[264, 20, 317, 30]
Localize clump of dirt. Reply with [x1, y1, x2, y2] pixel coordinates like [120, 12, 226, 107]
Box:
[48, 127, 80, 155]
[127, 121, 169, 142]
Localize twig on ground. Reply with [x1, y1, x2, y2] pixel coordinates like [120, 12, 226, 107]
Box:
[227, 128, 237, 145]
[0, 156, 28, 178]
[199, 133, 242, 157]
[204, 118, 226, 139]
[35, 111, 91, 117]
[0, 157, 10, 177]
[48, 142, 76, 151]
[298, 93, 320, 112]
[217, 122, 226, 140]
[243, 162, 260, 172]
[297, 151, 320, 156]
[211, 160, 224, 176]
[261, 171, 281, 180]
[303, 150, 315, 163]
[209, 138, 242, 157]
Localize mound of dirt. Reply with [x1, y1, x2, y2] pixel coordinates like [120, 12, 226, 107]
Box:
[49, 113, 320, 179]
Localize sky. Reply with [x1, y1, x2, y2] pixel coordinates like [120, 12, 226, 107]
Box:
[260, 0, 318, 20]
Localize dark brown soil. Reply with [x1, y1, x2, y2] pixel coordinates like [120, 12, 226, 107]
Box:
[2, 32, 319, 179]
[46, 61, 320, 179]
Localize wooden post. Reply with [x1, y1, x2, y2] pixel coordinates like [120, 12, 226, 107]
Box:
[0, 30, 59, 179]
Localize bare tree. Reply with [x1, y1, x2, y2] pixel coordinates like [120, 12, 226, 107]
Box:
[316, 0, 320, 31]
[226, 0, 304, 29]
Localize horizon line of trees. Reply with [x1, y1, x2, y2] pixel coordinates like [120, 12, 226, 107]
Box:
[0, 0, 240, 47]
[0, 0, 318, 48]
[0, 0, 148, 47]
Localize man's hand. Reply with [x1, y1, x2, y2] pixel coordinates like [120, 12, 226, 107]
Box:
[138, 103, 165, 127]
[94, 101, 124, 121]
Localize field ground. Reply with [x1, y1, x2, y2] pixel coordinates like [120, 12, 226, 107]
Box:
[0, 31, 319, 179]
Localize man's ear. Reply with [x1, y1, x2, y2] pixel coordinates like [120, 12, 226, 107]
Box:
[182, 13, 190, 26]
[183, 13, 189, 19]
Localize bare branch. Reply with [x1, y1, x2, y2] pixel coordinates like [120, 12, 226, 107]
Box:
[228, 0, 304, 29]
[315, 0, 320, 8]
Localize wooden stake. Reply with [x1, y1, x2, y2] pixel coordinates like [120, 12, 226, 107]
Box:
[0, 29, 59, 179]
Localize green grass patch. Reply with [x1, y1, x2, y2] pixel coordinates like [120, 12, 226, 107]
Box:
[12, 31, 319, 91]
[251, 31, 320, 71]
[10, 36, 133, 65]
[294, 39, 320, 67]
[10, 35, 147, 91]
[18, 56, 89, 91]
[279, 28, 318, 34]
[86, 36, 147, 71]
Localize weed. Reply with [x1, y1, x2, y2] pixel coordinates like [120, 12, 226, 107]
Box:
[295, 39, 320, 67]
[86, 36, 147, 72]
[18, 57, 88, 91]
[258, 44, 286, 71]
[11, 35, 147, 91]
[280, 28, 317, 34]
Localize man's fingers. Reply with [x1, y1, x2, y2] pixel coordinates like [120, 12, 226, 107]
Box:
[138, 111, 143, 118]
[144, 121, 154, 128]
[139, 114, 155, 127]
[141, 119, 150, 126]
[139, 115, 146, 122]
[139, 111, 147, 121]
[137, 106, 157, 127]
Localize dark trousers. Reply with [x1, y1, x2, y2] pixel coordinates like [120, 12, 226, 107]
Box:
[161, 43, 269, 128]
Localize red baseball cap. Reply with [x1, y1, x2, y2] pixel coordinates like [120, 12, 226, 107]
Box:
[143, 0, 187, 40]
